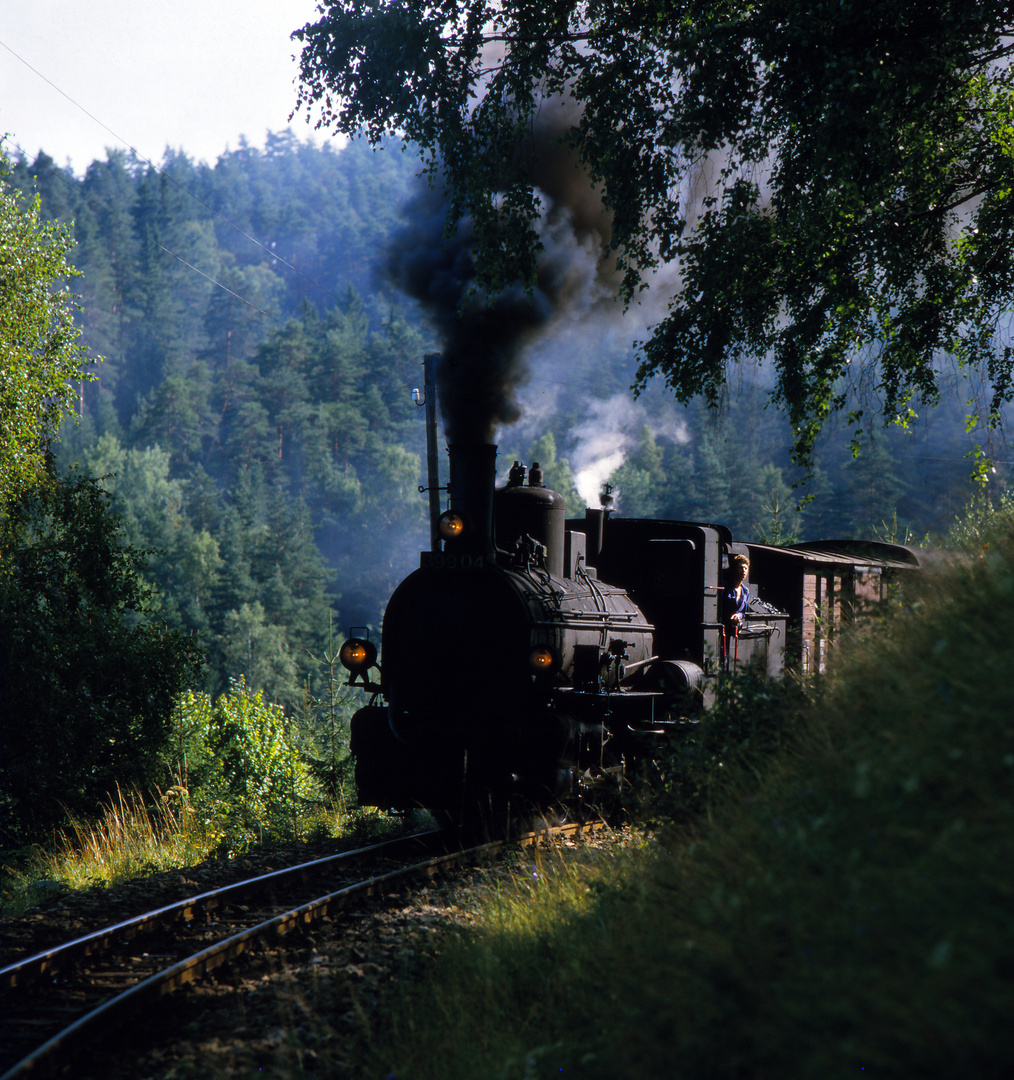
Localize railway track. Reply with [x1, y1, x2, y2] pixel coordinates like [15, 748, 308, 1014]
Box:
[0, 819, 604, 1078]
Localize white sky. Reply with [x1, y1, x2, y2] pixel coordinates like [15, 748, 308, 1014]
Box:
[0, 1, 328, 175]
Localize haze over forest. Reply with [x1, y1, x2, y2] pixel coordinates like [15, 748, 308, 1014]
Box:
[3, 133, 999, 710]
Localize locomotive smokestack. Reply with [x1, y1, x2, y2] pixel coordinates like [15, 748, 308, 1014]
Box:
[445, 442, 497, 560]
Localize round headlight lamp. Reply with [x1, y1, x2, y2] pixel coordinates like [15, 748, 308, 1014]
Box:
[528, 645, 561, 675]
[438, 510, 466, 541]
[339, 638, 377, 674]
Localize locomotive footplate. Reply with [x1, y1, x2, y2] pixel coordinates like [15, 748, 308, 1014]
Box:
[554, 688, 692, 728]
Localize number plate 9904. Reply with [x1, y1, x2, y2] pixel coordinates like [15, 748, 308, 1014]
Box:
[420, 552, 485, 570]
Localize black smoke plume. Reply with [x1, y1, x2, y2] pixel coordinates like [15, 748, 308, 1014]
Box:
[384, 109, 619, 444]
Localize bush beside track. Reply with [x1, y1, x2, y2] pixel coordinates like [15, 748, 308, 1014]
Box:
[360, 539, 1014, 1079]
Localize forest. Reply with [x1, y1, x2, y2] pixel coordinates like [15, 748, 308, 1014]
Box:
[0, 130, 1001, 842]
[4, 130, 1002, 696]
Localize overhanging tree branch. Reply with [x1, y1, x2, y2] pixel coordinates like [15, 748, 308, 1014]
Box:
[294, 0, 1014, 475]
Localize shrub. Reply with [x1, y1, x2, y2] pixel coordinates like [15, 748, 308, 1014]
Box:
[0, 467, 201, 844]
[169, 680, 319, 848]
[650, 666, 813, 824]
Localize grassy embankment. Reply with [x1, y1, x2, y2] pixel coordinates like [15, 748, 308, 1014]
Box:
[5, 519, 1012, 1077]
[0, 787, 390, 918]
[354, 539, 1014, 1078]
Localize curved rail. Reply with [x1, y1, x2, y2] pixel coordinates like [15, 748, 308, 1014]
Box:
[2, 829, 439, 991]
[1, 819, 604, 1079]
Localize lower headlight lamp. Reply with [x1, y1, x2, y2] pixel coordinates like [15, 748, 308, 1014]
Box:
[529, 645, 559, 674]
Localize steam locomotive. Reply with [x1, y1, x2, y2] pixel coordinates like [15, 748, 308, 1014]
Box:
[339, 441, 789, 818]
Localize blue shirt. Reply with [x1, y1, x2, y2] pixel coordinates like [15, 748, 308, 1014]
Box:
[722, 582, 750, 626]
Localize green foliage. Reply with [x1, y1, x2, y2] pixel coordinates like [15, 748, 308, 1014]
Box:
[651, 667, 813, 824]
[609, 425, 667, 516]
[72, 432, 337, 706]
[219, 601, 299, 709]
[946, 486, 1014, 553]
[295, 1, 1014, 469]
[303, 620, 360, 801]
[0, 144, 93, 512]
[589, 385, 940, 543]
[0, 467, 201, 843]
[751, 465, 802, 545]
[5, 136, 428, 643]
[170, 680, 318, 847]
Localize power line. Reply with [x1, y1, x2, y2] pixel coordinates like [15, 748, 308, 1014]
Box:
[0, 36, 345, 311]
[3, 136, 283, 325]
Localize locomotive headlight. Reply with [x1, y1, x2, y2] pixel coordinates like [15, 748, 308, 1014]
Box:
[438, 510, 466, 540]
[528, 645, 560, 675]
[339, 638, 377, 674]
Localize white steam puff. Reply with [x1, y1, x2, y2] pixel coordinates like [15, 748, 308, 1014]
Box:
[568, 394, 690, 508]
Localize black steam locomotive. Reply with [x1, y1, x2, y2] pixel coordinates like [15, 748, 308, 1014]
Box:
[339, 441, 789, 818]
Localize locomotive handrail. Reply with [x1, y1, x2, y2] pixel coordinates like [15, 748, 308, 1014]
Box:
[703, 619, 780, 635]
[537, 609, 650, 621]
[620, 655, 659, 681]
[575, 560, 609, 612]
[530, 613, 655, 631]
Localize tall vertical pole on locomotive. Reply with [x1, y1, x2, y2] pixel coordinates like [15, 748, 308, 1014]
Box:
[413, 353, 443, 553]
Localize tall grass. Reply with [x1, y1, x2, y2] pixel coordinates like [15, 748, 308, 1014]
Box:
[1, 783, 214, 916]
[0, 780, 390, 918]
[356, 541, 1014, 1079]
[1, 669, 377, 917]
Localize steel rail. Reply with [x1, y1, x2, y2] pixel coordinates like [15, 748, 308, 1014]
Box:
[1, 819, 604, 1079]
[1, 829, 440, 992]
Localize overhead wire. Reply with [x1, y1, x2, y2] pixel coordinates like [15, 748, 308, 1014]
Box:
[0, 38, 647, 395]
[0, 35, 346, 317]
[3, 136, 284, 325]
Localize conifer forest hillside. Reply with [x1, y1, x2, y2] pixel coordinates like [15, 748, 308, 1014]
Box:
[3, 134, 999, 712]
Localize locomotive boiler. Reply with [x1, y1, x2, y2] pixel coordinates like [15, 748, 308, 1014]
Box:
[339, 441, 788, 817]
